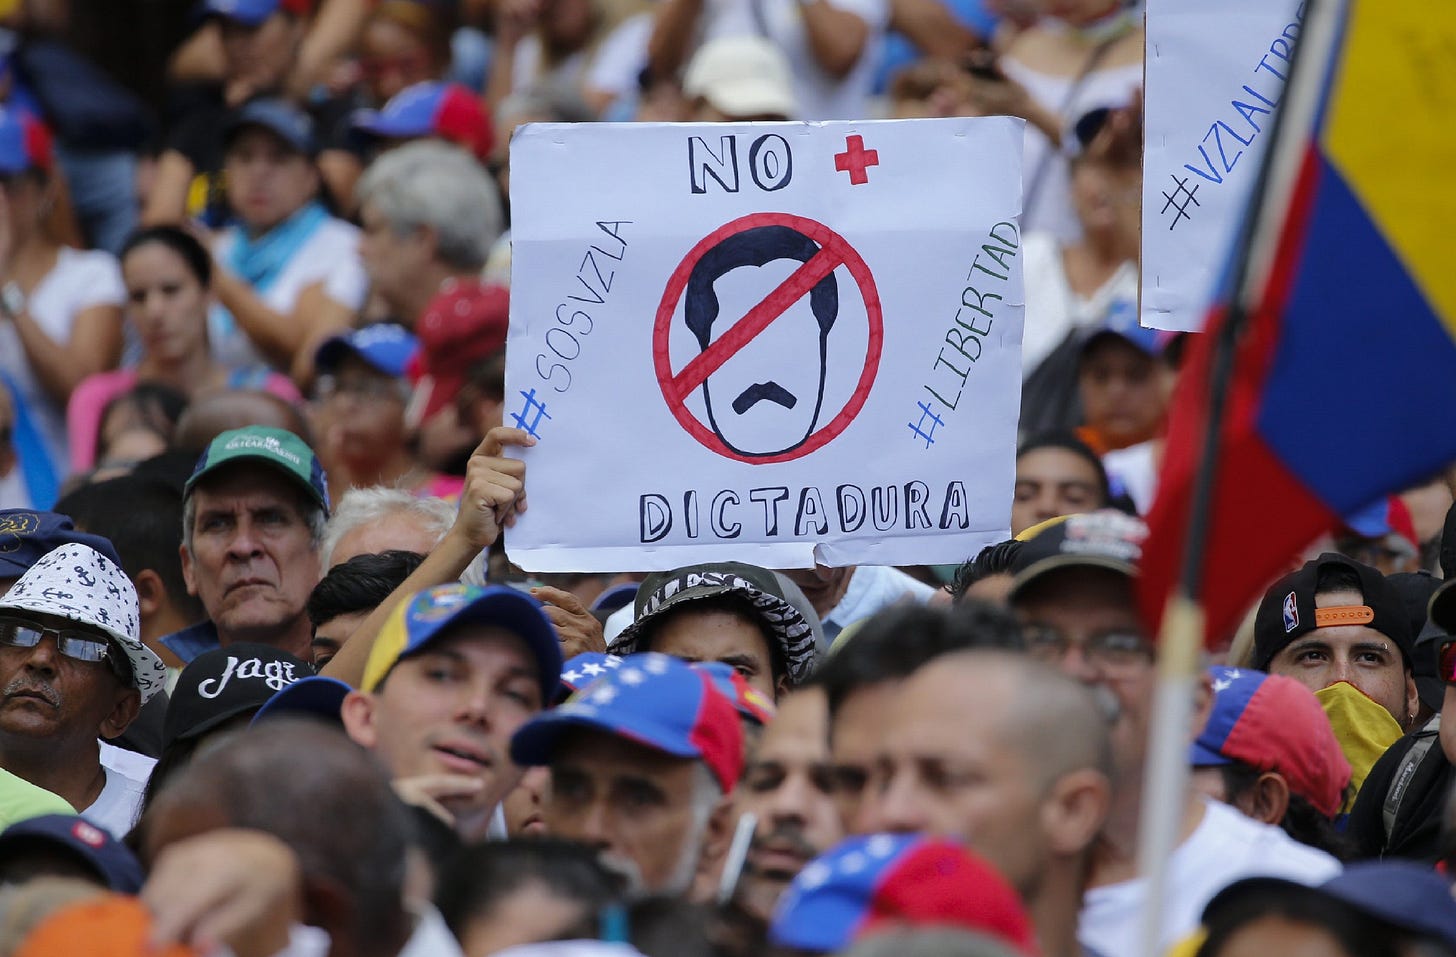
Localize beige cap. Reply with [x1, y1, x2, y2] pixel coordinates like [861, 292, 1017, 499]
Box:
[683, 36, 798, 120]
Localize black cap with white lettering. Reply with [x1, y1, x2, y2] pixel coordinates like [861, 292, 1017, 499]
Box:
[162, 643, 313, 748]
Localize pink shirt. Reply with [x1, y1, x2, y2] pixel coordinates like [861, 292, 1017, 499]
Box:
[67, 369, 303, 472]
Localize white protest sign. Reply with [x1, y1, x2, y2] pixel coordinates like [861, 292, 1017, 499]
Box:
[1142, 0, 1305, 331]
[504, 119, 1024, 572]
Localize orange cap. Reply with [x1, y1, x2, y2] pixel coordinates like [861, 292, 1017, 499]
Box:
[15, 895, 202, 957]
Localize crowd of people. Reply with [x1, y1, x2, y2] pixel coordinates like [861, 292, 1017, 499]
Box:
[0, 0, 1454, 955]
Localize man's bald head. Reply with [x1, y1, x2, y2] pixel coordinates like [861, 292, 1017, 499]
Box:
[141, 721, 412, 949]
[918, 650, 1114, 791]
[174, 391, 312, 453]
[867, 648, 1114, 898]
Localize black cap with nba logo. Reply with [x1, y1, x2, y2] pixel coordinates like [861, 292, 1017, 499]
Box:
[1252, 552, 1413, 671]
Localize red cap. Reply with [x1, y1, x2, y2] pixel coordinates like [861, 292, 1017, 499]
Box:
[1192, 666, 1352, 818]
[407, 278, 508, 423]
[434, 84, 495, 161]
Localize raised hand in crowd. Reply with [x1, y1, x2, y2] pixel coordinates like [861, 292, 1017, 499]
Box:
[531, 584, 608, 658]
[143, 828, 305, 957]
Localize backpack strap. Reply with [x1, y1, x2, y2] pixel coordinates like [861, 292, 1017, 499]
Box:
[1384, 713, 1442, 843]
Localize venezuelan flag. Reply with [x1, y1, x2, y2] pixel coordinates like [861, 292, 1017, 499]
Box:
[1140, 0, 1456, 645]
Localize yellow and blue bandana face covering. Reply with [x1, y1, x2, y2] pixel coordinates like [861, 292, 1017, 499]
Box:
[1316, 680, 1403, 810]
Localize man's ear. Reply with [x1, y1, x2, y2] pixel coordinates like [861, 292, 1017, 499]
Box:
[1239, 772, 1290, 826]
[339, 690, 379, 749]
[774, 672, 792, 703]
[698, 793, 736, 874]
[1406, 673, 1421, 730]
[100, 688, 142, 739]
[179, 543, 199, 597]
[134, 568, 166, 619]
[1042, 768, 1112, 857]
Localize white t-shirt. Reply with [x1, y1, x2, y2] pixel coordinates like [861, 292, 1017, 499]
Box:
[1102, 439, 1157, 515]
[84, 744, 156, 840]
[0, 247, 124, 476]
[399, 904, 466, 957]
[999, 59, 1143, 242]
[700, 0, 889, 120]
[1078, 798, 1342, 957]
[512, 13, 653, 106]
[210, 217, 369, 370]
[1020, 231, 1138, 377]
[826, 564, 935, 635]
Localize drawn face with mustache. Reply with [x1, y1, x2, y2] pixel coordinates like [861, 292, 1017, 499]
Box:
[0, 612, 139, 750]
[683, 225, 840, 459]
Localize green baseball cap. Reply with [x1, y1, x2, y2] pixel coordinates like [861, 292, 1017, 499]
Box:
[184, 426, 330, 513]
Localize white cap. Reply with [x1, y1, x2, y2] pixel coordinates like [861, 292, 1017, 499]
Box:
[0, 543, 167, 702]
[683, 37, 798, 120]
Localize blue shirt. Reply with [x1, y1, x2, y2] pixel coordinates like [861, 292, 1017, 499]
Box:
[158, 619, 221, 664]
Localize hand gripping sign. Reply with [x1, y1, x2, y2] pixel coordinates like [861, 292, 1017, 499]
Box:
[504, 119, 1025, 572]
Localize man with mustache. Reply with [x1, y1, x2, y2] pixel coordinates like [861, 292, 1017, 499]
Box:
[166, 425, 330, 664]
[0, 542, 167, 837]
[511, 652, 744, 896]
[728, 681, 842, 922]
[340, 582, 564, 842]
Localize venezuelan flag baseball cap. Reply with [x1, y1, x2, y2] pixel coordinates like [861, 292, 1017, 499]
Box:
[362, 584, 563, 705]
[768, 833, 1039, 955]
[557, 652, 624, 702]
[352, 81, 493, 159]
[201, 0, 310, 26]
[692, 660, 776, 725]
[511, 652, 744, 794]
[0, 107, 52, 176]
[1190, 666, 1351, 819]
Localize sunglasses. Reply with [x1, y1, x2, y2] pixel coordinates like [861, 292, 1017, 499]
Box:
[0, 614, 122, 674]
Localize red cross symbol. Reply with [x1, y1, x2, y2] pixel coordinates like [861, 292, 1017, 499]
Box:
[834, 135, 879, 185]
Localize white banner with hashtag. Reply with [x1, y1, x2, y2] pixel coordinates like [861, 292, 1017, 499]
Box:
[502, 119, 1025, 572]
[1141, 0, 1305, 332]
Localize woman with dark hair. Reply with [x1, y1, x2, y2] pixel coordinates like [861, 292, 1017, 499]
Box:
[66, 226, 301, 472]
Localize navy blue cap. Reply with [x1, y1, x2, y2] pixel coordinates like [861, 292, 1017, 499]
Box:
[590, 582, 640, 614]
[1204, 863, 1456, 948]
[0, 510, 122, 580]
[315, 323, 419, 378]
[251, 674, 351, 726]
[224, 98, 317, 156]
[0, 814, 144, 892]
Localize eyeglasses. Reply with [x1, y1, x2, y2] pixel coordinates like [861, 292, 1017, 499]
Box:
[0, 615, 121, 672]
[1023, 625, 1153, 670]
[312, 374, 406, 404]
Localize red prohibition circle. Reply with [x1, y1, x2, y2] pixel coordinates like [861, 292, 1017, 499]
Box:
[652, 212, 884, 465]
